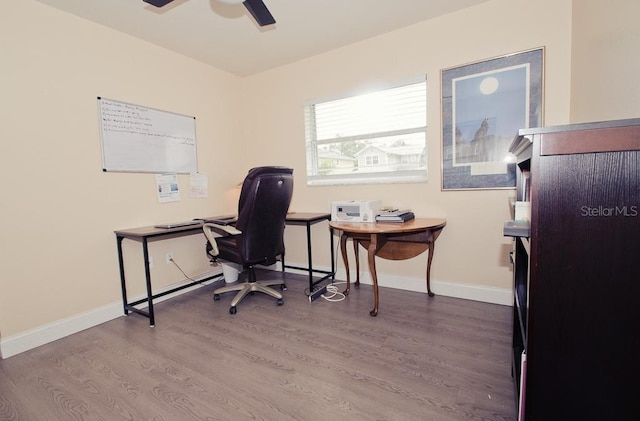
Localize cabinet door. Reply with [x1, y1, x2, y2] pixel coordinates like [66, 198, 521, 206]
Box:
[527, 149, 640, 420]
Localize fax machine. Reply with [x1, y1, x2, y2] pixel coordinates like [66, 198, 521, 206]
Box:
[331, 200, 382, 222]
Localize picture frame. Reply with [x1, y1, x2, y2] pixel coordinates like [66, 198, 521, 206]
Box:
[440, 47, 544, 190]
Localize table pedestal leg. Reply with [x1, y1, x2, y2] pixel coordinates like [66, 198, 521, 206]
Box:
[353, 240, 360, 287]
[368, 235, 379, 317]
[426, 241, 435, 297]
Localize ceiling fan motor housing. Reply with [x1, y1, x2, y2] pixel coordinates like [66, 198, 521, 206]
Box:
[142, 0, 275, 26]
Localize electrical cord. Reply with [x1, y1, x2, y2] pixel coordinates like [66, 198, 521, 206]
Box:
[169, 258, 197, 282]
[321, 281, 346, 302]
[318, 231, 347, 302]
[305, 238, 348, 302]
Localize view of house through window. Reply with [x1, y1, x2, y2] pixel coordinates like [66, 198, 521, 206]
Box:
[304, 80, 427, 186]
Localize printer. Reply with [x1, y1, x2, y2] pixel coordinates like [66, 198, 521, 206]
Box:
[331, 200, 382, 222]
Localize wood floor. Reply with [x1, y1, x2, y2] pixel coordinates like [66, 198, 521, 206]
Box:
[0, 272, 516, 420]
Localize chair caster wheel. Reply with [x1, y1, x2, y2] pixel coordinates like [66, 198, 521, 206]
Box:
[213, 294, 220, 301]
[277, 298, 284, 306]
[229, 306, 237, 314]
[280, 284, 287, 291]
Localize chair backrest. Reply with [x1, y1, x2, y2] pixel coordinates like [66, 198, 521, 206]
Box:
[234, 166, 294, 265]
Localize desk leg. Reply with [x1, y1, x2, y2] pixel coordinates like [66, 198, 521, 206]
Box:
[368, 235, 380, 317]
[116, 236, 129, 315]
[329, 227, 335, 281]
[339, 232, 351, 296]
[142, 239, 155, 327]
[305, 221, 313, 291]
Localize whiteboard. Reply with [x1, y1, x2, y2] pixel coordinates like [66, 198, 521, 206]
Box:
[98, 97, 198, 173]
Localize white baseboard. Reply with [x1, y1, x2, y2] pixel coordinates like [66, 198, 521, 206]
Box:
[2, 264, 510, 359]
[0, 302, 123, 359]
[0, 270, 221, 359]
[283, 263, 512, 306]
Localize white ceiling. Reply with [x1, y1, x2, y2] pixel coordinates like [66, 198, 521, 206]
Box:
[34, 0, 489, 77]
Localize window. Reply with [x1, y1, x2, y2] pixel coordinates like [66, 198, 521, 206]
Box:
[304, 80, 427, 186]
[365, 154, 379, 166]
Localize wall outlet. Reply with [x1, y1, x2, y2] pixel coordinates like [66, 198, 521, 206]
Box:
[149, 256, 154, 268]
[165, 252, 174, 264]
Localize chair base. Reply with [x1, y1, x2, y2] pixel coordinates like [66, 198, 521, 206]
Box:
[213, 277, 286, 314]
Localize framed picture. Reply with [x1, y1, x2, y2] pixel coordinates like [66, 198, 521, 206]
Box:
[441, 47, 544, 190]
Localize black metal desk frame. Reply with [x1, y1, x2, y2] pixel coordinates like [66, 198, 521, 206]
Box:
[116, 213, 334, 326]
[115, 223, 222, 327]
[282, 212, 335, 294]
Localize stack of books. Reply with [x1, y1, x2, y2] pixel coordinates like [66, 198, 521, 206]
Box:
[375, 209, 415, 223]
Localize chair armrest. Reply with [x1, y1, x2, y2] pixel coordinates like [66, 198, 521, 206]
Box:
[203, 222, 241, 237]
[203, 222, 242, 257]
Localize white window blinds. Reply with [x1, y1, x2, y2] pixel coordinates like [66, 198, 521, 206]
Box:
[304, 80, 427, 186]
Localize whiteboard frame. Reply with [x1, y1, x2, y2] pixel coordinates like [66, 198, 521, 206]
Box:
[98, 97, 198, 174]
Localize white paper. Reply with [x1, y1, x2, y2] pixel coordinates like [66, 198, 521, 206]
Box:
[190, 172, 208, 198]
[156, 173, 180, 203]
[515, 201, 531, 222]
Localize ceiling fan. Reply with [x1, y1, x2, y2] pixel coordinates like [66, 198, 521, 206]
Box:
[143, 0, 276, 27]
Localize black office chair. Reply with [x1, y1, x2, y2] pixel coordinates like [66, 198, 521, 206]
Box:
[203, 166, 294, 314]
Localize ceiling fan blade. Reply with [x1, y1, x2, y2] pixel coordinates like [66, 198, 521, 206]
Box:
[243, 0, 276, 26]
[143, 0, 174, 7]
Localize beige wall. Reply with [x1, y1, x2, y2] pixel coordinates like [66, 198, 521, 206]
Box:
[4, 0, 609, 356]
[242, 0, 573, 294]
[1, 2, 245, 343]
[570, 0, 640, 123]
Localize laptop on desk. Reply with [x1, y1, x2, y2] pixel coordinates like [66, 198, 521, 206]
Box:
[154, 215, 237, 229]
[199, 215, 237, 223]
[154, 221, 202, 229]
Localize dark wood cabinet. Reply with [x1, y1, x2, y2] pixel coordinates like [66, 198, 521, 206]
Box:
[508, 119, 640, 420]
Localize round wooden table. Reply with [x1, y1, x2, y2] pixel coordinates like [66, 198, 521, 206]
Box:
[329, 218, 446, 316]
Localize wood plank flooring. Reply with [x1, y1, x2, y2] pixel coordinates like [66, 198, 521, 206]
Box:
[0, 271, 516, 420]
